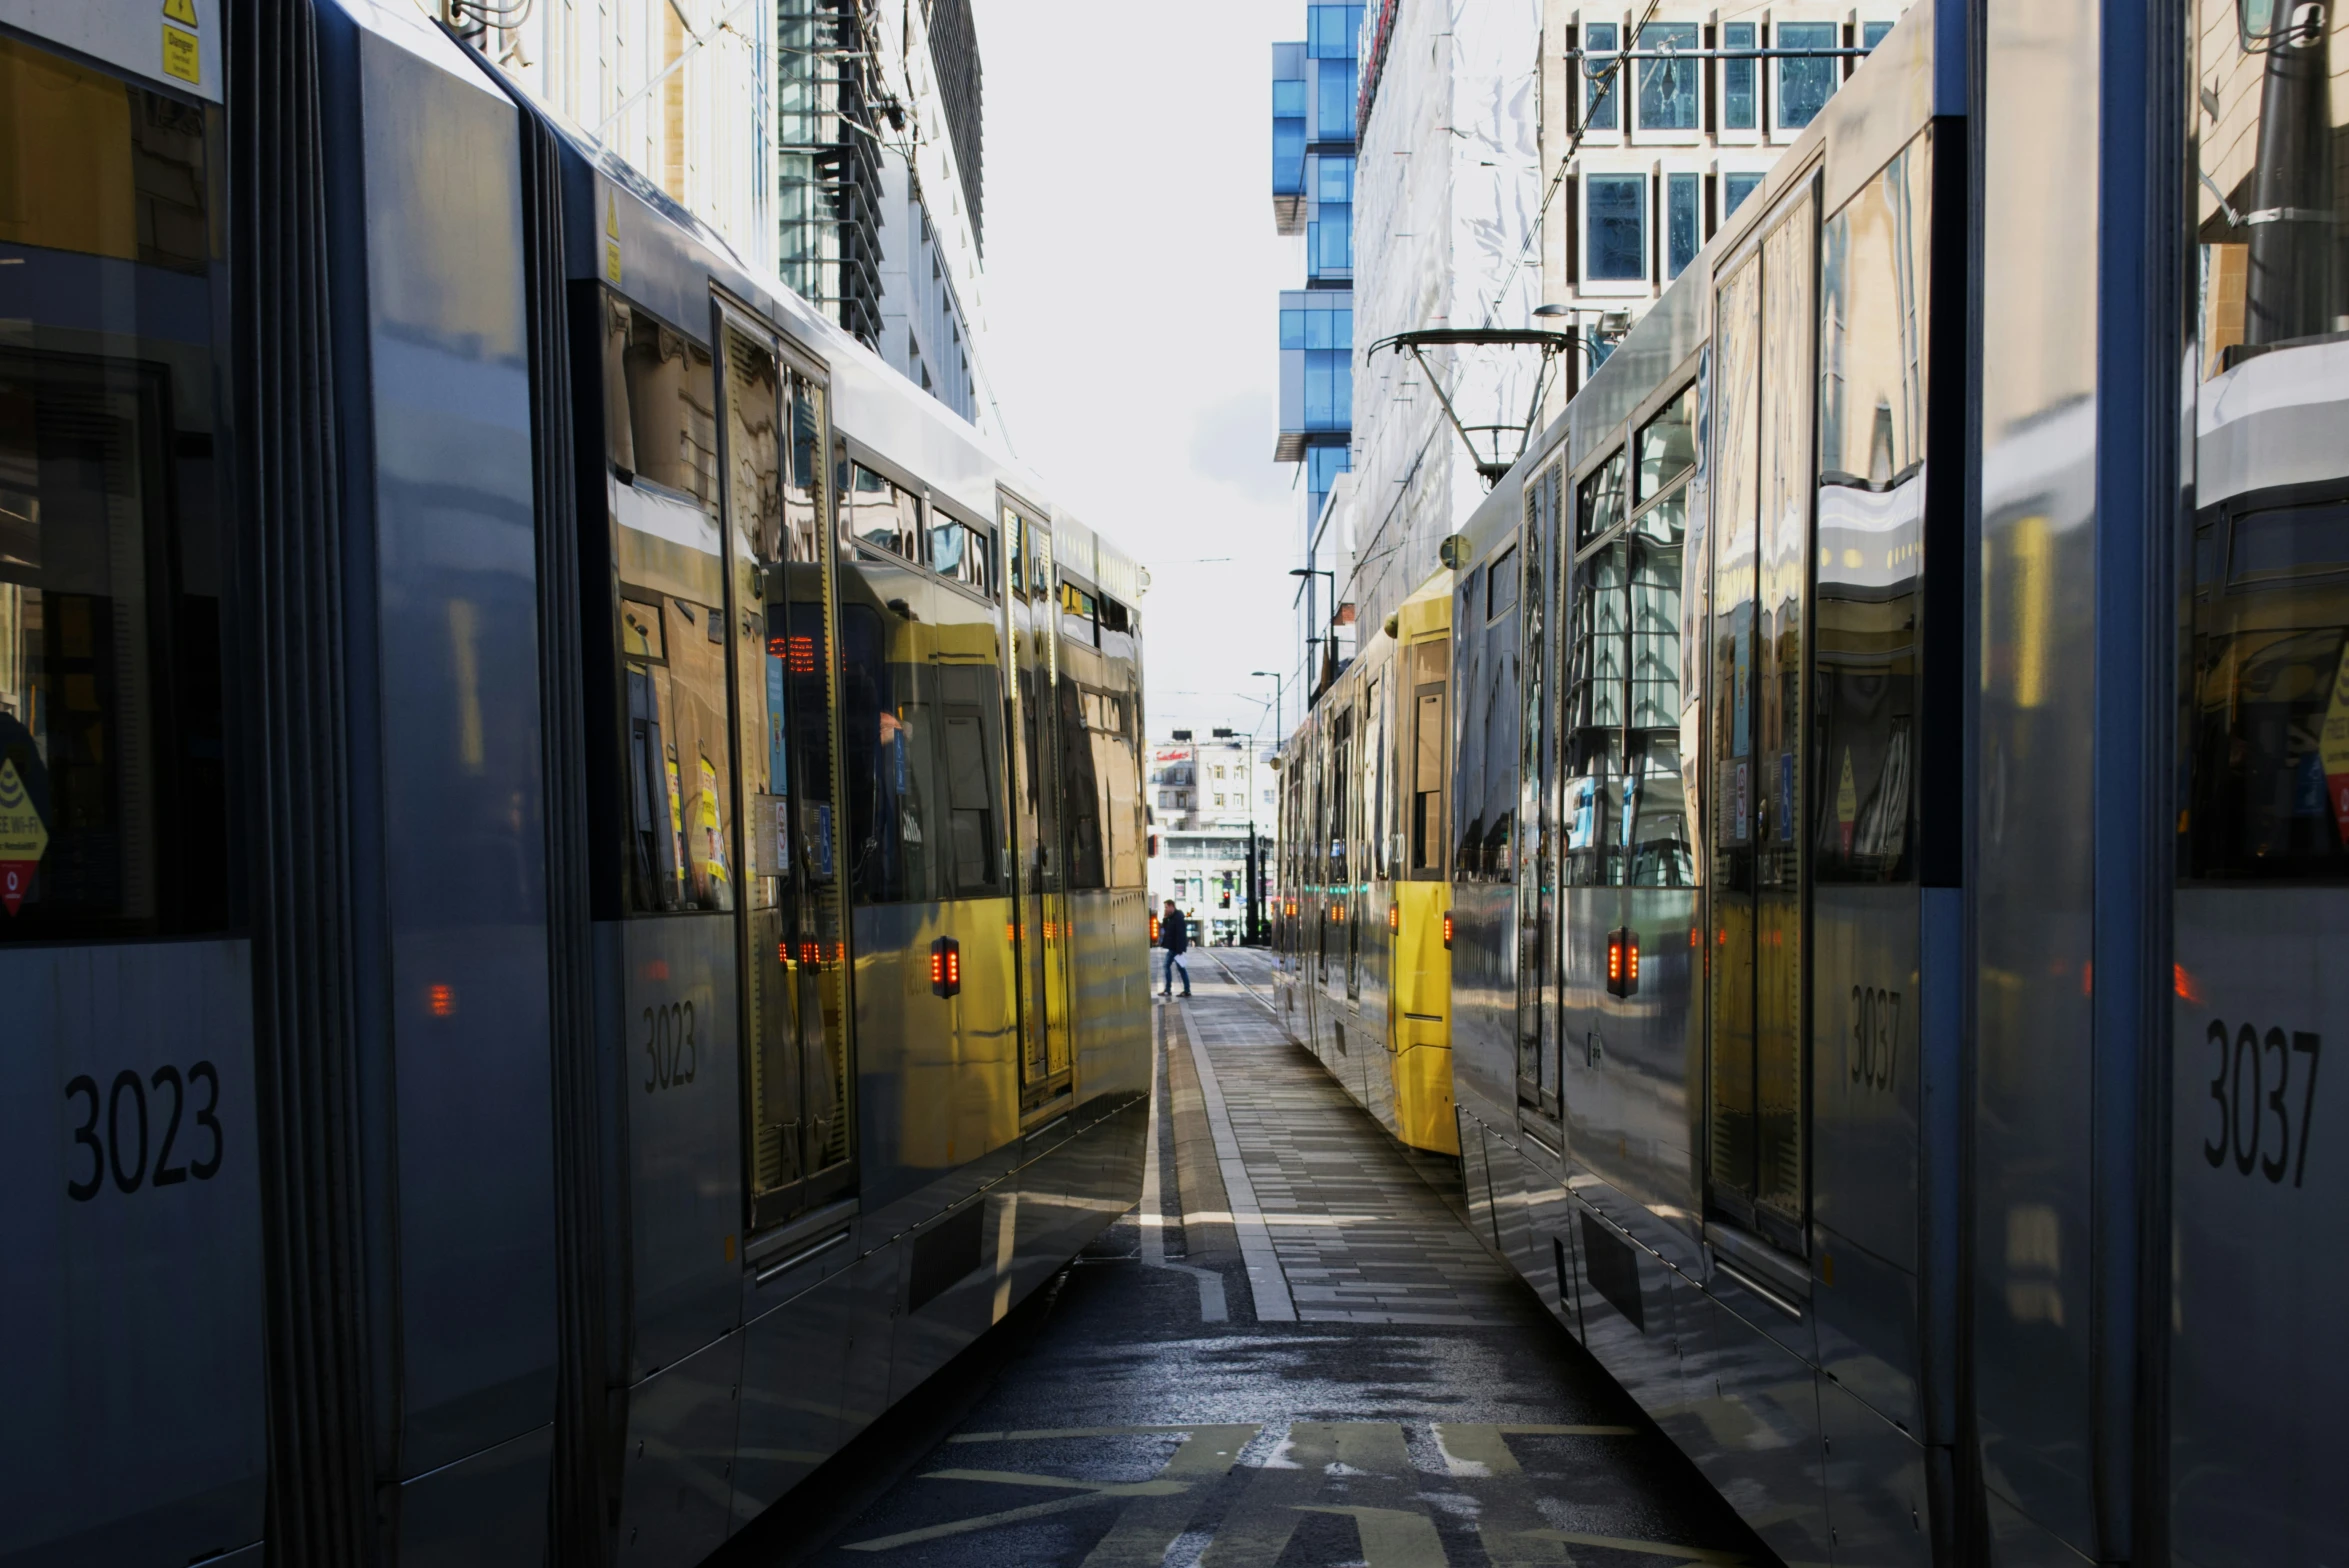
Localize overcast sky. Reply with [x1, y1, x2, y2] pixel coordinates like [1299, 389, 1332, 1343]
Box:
[970, 0, 1306, 747]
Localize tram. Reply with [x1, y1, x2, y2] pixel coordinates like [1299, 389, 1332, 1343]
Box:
[1273, 580, 1457, 1151]
[0, 4, 1150, 1564]
[1276, 0, 2349, 1558]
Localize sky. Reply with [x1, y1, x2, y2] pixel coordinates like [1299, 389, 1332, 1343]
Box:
[969, 0, 1306, 748]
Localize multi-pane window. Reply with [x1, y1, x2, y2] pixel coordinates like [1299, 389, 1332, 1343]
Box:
[1722, 22, 1758, 130]
[1777, 21, 1839, 130]
[1308, 4, 1362, 141]
[1310, 155, 1355, 276]
[1584, 22, 1622, 132]
[1563, 384, 1696, 889]
[1667, 172, 1702, 279]
[1636, 22, 1700, 131]
[1862, 20, 1894, 48]
[1586, 174, 1647, 281]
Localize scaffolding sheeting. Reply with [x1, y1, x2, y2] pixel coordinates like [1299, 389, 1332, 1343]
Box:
[1338, 0, 1542, 641]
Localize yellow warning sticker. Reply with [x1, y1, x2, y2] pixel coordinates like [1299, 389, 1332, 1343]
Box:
[164, 0, 200, 25]
[604, 240, 623, 286]
[2321, 639, 2349, 845]
[163, 24, 201, 83]
[0, 757, 49, 916]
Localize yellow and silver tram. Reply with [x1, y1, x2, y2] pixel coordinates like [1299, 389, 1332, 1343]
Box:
[1274, 577, 1456, 1152]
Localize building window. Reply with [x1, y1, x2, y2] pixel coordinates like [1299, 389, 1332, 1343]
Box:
[1721, 22, 1758, 130]
[1777, 21, 1839, 130]
[1586, 174, 1646, 281]
[1666, 172, 1701, 278]
[1274, 73, 1306, 195]
[1584, 22, 1621, 132]
[1723, 170, 1765, 220]
[1636, 22, 1700, 131]
[1862, 19, 1894, 49]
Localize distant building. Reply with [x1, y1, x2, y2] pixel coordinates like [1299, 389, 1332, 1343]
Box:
[1146, 733, 1277, 948]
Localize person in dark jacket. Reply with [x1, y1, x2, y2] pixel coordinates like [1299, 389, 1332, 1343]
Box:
[1158, 899, 1190, 998]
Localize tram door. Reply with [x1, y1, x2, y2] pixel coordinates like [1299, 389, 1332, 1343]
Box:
[1516, 469, 1563, 1123]
[1706, 187, 1816, 1254]
[1004, 503, 1072, 1110]
[721, 320, 854, 1231]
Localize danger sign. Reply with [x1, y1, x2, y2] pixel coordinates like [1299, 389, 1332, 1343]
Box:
[0, 756, 48, 916]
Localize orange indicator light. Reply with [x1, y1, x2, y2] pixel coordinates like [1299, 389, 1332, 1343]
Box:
[1388, 903, 1400, 932]
[428, 983, 456, 1018]
[1441, 912, 1453, 950]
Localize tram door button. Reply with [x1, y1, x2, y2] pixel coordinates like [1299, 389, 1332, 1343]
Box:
[1606, 928, 1639, 997]
[930, 936, 962, 997]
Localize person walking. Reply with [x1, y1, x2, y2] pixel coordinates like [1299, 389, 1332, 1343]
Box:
[1158, 899, 1191, 998]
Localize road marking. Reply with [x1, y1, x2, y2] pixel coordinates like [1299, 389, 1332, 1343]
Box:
[1296, 1505, 1450, 1567]
[840, 1486, 1169, 1552]
[1141, 1008, 1230, 1322]
[1521, 1531, 1750, 1563]
[1176, 994, 1297, 1322]
[1432, 1423, 1642, 1476]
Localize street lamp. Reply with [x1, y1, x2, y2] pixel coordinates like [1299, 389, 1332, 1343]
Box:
[1251, 670, 1284, 743]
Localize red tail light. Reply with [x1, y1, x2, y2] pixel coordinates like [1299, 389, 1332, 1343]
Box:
[930, 936, 961, 997]
[1607, 928, 1640, 997]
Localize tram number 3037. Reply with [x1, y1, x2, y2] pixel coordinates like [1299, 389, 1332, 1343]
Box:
[2203, 1021, 2323, 1188]
[63, 1063, 225, 1201]
[1850, 987, 1900, 1093]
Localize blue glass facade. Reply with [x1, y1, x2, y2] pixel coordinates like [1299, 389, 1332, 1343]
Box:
[1273, 3, 1358, 533]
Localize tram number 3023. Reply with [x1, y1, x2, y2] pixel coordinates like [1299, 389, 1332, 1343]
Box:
[2203, 1021, 2322, 1188]
[644, 1000, 699, 1094]
[63, 1063, 225, 1201]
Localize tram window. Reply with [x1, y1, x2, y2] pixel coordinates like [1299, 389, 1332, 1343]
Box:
[938, 663, 1007, 897]
[2183, 505, 2349, 879]
[839, 599, 945, 904]
[929, 516, 990, 595]
[1408, 639, 1447, 877]
[1565, 542, 1630, 886]
[1479, 617, 1521, 878]
[0, 50, 229, 939]
[620, 596, 736, 913]
[846, 462, 922, 561]
[1060, 673, 1107, 892]
[1637, 388, 1698, 501]
[1487, 545, 1519, 619]
[1579, 449, 1628, 545]
[1814, 142, 1927, 884]
[605, 299, 717, 503]
[1061, 582, 1099, 648]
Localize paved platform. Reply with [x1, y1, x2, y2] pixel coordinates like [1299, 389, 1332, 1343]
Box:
[719, 949, 1770, 1568]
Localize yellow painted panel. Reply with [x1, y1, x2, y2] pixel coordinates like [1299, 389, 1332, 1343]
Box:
[1389, 877, 1456, 1154]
